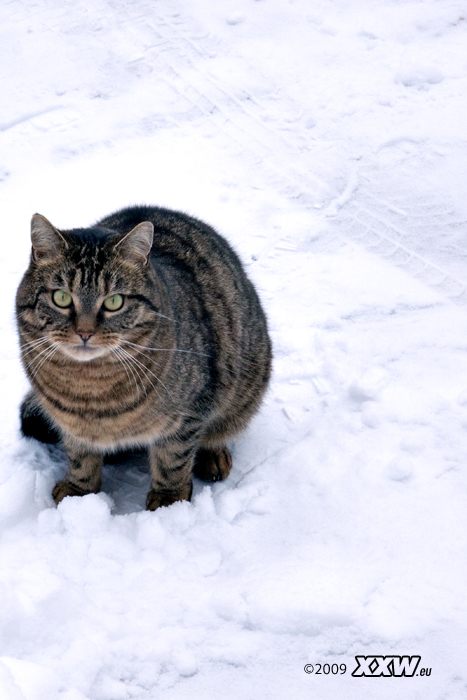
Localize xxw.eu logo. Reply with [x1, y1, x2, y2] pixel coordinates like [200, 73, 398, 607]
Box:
[351, 656, 431, 677]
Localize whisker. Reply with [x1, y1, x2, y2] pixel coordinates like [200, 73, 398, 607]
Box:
[154, 311, 177, 324]
[20, 337, 50, 357]
[118, 343, 163, 370]
[21, 344, 51, 360]
[112, 346, 197, 419]
[120, 346, 172, 394]
[122, 357, 161, 403]
[120, 339, 210, 358]
[110, 347, 135, 396]
[111, 347, 143, 401]
[30, 343, 60, 380]
[117, 346, 170, 402]
[117, 347, 164, 396]
[21, 336, 50, 349]
[24, 342, 57, 372]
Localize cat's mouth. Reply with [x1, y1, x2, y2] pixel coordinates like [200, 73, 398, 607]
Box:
[61, 342, 109, 362]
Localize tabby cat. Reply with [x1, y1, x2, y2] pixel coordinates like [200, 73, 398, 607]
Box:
[16, 206, 272, 510]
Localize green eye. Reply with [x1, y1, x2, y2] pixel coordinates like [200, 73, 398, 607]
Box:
[103, 294, 124, 311]
[52, 290, 73, 308]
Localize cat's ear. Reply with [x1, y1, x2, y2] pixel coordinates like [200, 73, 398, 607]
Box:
[31, 214, 67, 261]
[114, 222, 154, 264]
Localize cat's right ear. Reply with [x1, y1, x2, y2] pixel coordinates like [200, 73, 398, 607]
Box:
[31, 214, 67, 261]
[114, 222, 154, 265]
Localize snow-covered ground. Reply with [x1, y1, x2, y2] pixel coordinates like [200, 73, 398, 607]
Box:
[1, 1, 467, 698]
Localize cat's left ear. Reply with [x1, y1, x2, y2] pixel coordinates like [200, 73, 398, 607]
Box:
[114, 222, 154, 265]
[31, 214, 68, 261]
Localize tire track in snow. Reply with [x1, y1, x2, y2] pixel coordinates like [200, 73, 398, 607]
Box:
[330, 163, 467, 302]
[124, 6, 344, 205]
[143, 6, 467, 303]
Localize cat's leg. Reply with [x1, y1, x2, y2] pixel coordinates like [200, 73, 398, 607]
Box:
[192, 446, 232, 482]
[192, 421, 233, 482]
[146, 437, 196, 510]
[52, 439, 103, 504]
[20, 389, 61, 444]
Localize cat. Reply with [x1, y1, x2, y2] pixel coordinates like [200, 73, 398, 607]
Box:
[16, 206, 272, 510]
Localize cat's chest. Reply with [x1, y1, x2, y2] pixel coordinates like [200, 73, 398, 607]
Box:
[36, 363, 178, 448]
[42, 394, 176, 448]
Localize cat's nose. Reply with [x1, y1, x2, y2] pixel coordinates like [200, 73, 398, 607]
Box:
[77, 330, 94, 342]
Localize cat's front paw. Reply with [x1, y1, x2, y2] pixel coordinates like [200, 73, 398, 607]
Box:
[146, 482, 193, 511]
[52, 480, 96, 504]
[193, 447, 232, 482]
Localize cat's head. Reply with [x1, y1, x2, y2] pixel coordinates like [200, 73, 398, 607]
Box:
[16, 213, 159, 363]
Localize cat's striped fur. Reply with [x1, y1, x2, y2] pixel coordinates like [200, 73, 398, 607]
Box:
[16, 206, 271, 509]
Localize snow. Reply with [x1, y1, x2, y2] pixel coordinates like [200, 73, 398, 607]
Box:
[1, 0, 467, 698]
